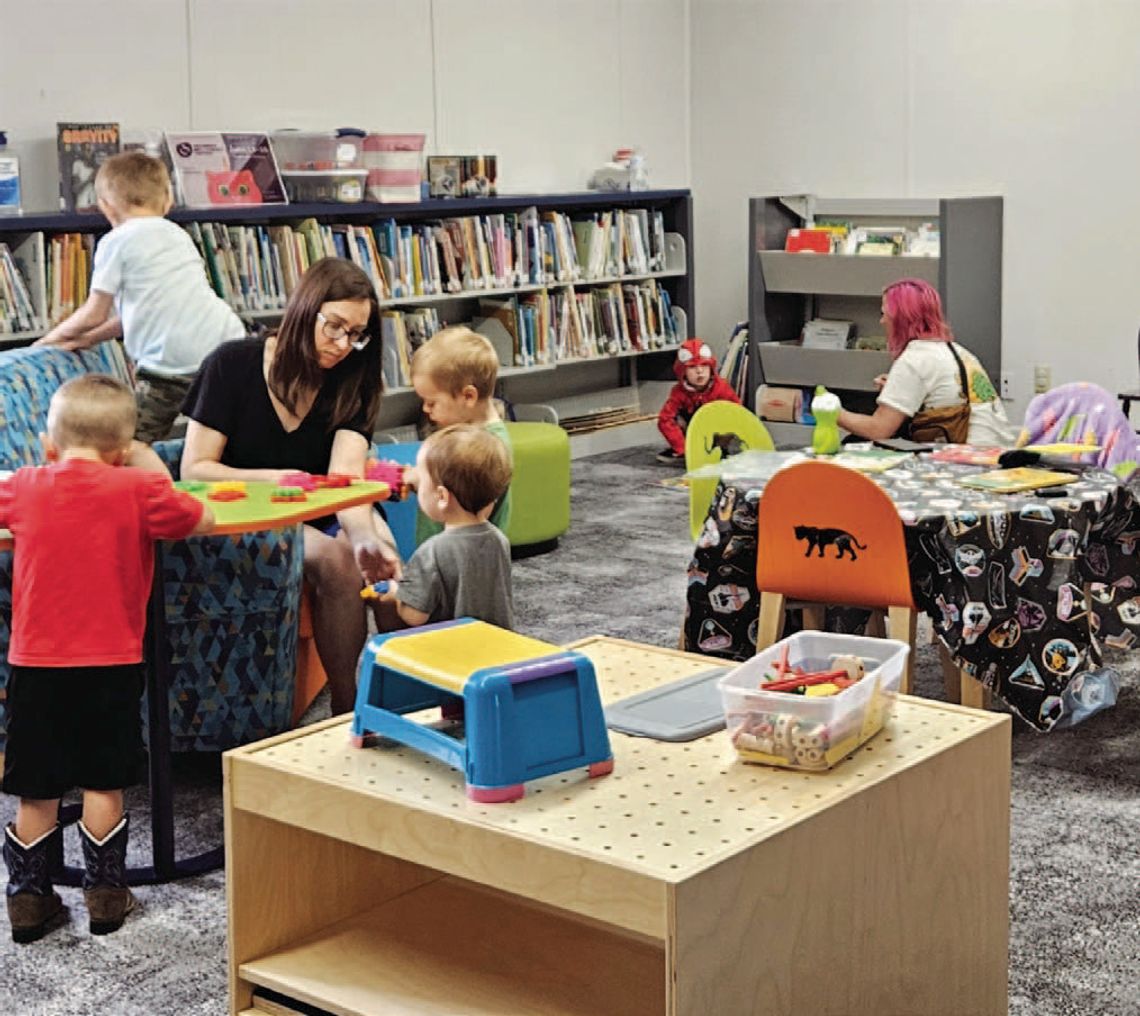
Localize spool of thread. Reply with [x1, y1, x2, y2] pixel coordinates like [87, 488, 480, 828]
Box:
[757, 385, 804, 423]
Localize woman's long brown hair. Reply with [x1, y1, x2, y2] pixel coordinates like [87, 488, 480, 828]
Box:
[268, 257, 383, 433]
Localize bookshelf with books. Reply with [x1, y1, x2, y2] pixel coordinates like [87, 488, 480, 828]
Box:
[748, 194, 1002, 447]
[0, 190, 692, 450]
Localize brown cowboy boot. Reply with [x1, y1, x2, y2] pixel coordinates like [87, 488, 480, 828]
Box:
[3, 823, 66, 944]
[79, 816, 136, 935]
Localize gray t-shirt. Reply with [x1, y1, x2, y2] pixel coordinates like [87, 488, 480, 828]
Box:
[397, 522, 514, 629]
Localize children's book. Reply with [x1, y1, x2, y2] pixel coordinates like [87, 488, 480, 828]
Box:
[829, 449, 911, 473]
[957, 467, 1074, 494]
[57, 122, 120, 212]
[165, 132, 286, 209]
[930, 445, 1004, 466]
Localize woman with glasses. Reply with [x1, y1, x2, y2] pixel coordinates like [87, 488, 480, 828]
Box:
[180, 257, 399, 713]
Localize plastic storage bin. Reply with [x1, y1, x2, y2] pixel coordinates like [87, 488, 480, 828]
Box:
[363, 133, 425, 203]
[280, 169, 368, 203]
[718, 631, 908, 771]
[271, 131, 364, 171]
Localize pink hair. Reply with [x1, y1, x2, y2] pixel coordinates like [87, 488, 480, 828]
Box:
[882, 278, 953, 358]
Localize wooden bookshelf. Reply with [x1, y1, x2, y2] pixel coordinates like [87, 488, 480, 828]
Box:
[225, 636, 1011, 1016]
[0, 190, 693, 448]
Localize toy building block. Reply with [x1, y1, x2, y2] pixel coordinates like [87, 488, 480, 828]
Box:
[351, 619, 614, 802]
[280, 471, 318, 491]
[316, 473, 354, 489]
[365, 459, 411, 500]
[269, 486, 307, 503]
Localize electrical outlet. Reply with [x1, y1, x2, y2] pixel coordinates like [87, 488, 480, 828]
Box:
[1000, 372, 1013, 400]
[1033, 364, 1052, 395]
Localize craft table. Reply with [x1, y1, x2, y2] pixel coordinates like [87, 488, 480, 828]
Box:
[225, 636, 1011, 1016]
[684, 452, 1140, 731]
[3, 479, 390, 885]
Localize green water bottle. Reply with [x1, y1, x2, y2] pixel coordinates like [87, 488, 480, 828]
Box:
[811, 386, 841, 455]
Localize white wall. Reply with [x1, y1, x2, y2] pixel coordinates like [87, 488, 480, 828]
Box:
[691, 0, 1140, 420]
[0, 0, 689, 210]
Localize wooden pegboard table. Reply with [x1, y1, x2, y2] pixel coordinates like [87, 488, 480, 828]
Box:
[226, 636, 1011, 1016]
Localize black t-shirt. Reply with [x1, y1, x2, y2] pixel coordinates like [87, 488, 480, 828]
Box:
[182, 338, 372, 475]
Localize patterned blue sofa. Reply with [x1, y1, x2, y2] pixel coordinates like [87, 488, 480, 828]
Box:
[0, 343, 303, 755]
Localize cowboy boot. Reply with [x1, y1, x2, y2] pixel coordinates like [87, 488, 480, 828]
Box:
[3, 823, 66, 944]
[79, 816, 136, 935]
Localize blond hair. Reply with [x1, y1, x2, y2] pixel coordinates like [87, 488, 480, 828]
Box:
[95, 151, 172, 213]
[411, 326, 498, 399]
[47, 375, 137, 453]
[421, 424, 512, 515]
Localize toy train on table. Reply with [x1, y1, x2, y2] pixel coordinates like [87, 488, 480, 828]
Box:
[351, 619, 614, 802]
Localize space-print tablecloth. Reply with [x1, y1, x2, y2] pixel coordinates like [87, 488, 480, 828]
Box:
[683, 456, 1140, 731]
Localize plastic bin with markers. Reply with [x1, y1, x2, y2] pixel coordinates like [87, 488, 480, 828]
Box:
[718, 631, 909, 771]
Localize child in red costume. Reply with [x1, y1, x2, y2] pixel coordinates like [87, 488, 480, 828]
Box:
[656, 339, 740, 463]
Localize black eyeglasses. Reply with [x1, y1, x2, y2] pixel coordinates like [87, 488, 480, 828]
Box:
[317, 311, 371, 351]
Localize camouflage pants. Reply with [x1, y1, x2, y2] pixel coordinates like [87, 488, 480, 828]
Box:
[133, 370, 196, 443]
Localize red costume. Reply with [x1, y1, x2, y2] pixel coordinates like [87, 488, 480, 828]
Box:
[657, 339, 741, 456]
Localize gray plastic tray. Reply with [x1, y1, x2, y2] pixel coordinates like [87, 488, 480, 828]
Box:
[604, 666, 730, 742]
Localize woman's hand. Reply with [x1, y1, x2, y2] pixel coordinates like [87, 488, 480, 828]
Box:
[353, 538, 401, 585]
[873, 373, 889, 390]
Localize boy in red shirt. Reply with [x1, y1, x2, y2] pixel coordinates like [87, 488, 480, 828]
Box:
[656, 338, 741, 463]
[0, 374, 212, 943]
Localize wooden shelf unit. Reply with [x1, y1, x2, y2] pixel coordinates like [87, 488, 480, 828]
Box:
[0, 190, 693, 446]
[225, 636, 1011, 1016]
[747, 193, 1002, 445]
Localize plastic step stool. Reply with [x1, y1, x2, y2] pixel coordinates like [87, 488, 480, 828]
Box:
[351, 618, 614, 802]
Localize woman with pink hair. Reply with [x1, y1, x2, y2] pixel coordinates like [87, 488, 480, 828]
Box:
[838, 278, 1014, 444]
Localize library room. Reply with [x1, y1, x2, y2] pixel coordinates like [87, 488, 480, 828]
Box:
[0, 2, 1137, 1014]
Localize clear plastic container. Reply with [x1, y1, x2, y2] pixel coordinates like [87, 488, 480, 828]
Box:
[280, 169, 368, 203]
[271, 131, 364, 172]
[718, 631, 909, 771]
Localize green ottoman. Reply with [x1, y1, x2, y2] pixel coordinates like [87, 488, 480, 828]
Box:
[504, 421, 570, 553]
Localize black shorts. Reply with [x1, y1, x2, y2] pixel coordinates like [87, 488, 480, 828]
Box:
[2, 664, 146, 800]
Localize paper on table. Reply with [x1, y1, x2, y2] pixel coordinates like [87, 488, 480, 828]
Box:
[684, 449, 806, 483]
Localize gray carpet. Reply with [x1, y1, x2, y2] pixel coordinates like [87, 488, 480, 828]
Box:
[2, 445, 1137, 1015]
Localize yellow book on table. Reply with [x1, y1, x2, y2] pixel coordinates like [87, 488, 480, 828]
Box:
[957, 467, 1074, 494]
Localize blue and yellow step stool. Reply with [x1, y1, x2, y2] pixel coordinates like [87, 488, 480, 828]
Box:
[351, 619, 614, 802]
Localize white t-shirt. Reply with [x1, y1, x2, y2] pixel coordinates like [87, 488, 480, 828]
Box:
[90, 216, 246, 376]
[878, 340, 1016, 446]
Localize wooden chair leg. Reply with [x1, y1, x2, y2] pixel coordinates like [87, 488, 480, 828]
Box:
[757, 592, 786, 653]
[960, 671, 988, 710]
[937, 642, 962, 705]
[801, 604, 826, 631]
[886, 605, 917, 695]
[865, 609, 886, 638]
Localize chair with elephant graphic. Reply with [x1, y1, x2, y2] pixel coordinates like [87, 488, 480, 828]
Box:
[755, 460, 920, 695]
[684, 401, 774, 541]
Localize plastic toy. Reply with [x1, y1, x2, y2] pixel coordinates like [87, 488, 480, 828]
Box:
[207, 489, 247, 502]
[364, 459, 411, 501]
[209, 480, 246, 493]
[810, 386, 842, 455]
[359, 580, 390, 601]
[269, 486, 307, 503]
[280, 472, 318, 491]
[351, 619, 614, 802]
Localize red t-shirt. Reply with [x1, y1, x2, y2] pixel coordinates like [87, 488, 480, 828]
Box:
[0, 459, 205, 667]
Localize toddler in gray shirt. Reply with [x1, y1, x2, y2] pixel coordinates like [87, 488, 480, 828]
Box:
[382, 424, 514, 630]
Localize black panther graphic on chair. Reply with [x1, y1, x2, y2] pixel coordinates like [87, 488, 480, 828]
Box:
[705, 432, 745, 458]
[794, 525, 867, 561]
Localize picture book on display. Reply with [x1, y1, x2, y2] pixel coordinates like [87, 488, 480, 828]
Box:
[956, 467, 1074, 494]
[57, 122, 120, 212]
[165, 132, 287, 209]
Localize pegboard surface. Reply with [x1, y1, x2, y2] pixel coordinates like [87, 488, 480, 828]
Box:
[244, 637, 1001, 882]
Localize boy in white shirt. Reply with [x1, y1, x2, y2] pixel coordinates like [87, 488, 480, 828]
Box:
[37, 152, 246, 441]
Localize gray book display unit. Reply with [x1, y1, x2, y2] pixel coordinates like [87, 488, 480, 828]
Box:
[747, 194, 1002, 447]
[0, 190, 693, 452]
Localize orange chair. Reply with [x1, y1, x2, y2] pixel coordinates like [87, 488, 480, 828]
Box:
[293, 582, 328, 724]
[755, 461, 917, 694]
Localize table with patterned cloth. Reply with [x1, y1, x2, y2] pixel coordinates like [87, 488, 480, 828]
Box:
[683, 453, 1140, 731]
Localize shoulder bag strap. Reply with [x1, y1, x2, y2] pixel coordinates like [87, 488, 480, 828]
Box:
[946, 342, 970, 406]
